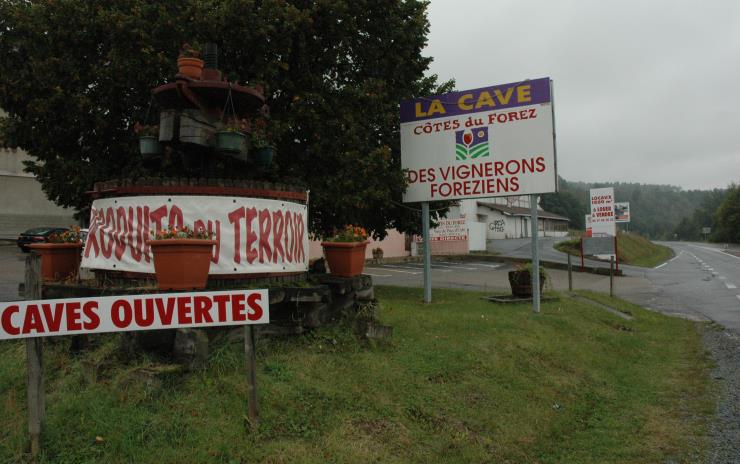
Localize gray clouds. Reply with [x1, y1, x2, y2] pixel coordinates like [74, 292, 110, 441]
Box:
[424, 0, 740, 189]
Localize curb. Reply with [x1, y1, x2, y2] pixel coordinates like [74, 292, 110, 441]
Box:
[365, 253, 624, 276]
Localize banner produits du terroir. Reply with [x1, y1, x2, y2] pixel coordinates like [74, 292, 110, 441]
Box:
[400, 77, 557, 203]
[81, 196, 309, 274]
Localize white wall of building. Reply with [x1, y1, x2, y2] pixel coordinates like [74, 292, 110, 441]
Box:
[468, 221, 486, 250]
[0, 148, 77, 239]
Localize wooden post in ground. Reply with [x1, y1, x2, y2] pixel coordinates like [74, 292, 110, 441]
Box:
[610, 256, 615, 298]
[24, 254, 44, 457]
[243, 325, 259, 427]
[567, 253, 573, 291]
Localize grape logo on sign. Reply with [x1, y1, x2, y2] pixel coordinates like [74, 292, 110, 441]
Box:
[455, 127, 490, 161]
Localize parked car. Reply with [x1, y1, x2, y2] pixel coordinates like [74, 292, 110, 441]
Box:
[16, 227, 69, 252]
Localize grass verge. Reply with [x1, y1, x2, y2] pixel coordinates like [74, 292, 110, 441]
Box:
[0, 287, 712, 463]
[556, 232, 674, 268]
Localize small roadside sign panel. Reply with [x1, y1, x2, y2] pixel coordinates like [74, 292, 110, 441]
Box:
[582, 236, 615, 255]
[0, 289, 269, 340]
[615, 202, 630, 223]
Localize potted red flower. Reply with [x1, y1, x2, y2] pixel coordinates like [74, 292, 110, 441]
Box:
[177, 43, 204, 79]
[148, 225, 215, 290]
[28, 226, 83, 282]
[321, 225, 369, 277]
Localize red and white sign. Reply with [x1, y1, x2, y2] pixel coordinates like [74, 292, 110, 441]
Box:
[0, 290, 269, 341]
[81, 196, 309, 274]
[585, 214, 592, 237]
[414, 218, 469, 242]
[589, 188, 616, 236]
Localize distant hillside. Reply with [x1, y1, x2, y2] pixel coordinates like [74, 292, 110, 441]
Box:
[540, 178, 727, 240]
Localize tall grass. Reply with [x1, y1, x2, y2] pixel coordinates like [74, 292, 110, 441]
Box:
[0, 287, 712, 463]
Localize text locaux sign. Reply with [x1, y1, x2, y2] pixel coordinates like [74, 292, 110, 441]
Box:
[400, 77, 557, 202]
[0, 290, 268, 340]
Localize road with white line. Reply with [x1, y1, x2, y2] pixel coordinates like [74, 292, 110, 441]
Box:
[618, 241, 740, 330]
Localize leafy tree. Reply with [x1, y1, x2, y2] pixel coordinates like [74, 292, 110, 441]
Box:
[539, 177, 588, 229]
[0, 0, 451, 239]
[713, 184, 740, 243]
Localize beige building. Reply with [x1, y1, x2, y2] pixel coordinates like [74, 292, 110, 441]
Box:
[0, 147, 77, 240]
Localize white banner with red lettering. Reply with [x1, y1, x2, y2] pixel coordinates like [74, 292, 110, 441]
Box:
[0, 290, 268, 340]
[589, 188, 616, 236]
[81, 196, 309, 274]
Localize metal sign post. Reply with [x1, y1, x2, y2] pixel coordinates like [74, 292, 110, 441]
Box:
[530, 195, 540, 313]
[422, 202, 432, 303]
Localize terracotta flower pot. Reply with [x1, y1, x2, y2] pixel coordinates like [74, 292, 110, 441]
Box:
[177, 57, 204, 79]
[28, 242, 82, 282]
[149, 239, 215, 290]
[321, 241, 368, 277]
[507, 270, 545, 297]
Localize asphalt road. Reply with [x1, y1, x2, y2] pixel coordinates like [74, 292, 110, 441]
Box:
[2, 239, 738, 331]
[368, 239, 740, 331]
[617, 241, 740, 330]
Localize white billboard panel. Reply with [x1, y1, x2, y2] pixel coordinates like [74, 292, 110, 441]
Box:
[590, 188, 616, 236]
[400, 78, 557, 203]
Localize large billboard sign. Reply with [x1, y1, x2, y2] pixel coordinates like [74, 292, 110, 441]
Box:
[400, 78, 557, 203]
[589, 188, 616, 236]
[614, 202, 630, 223]
[81, 196, 309, 275]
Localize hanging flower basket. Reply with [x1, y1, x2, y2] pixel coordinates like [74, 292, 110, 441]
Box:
[149, 239, 215, 290]
[177, 57, 204, 79]
[252, 146, 274, 167]
[321, 241, 369, 277]
[139, 135, 162, 156]
[28, 243, 83, 282]
[215, 131, 247, 154]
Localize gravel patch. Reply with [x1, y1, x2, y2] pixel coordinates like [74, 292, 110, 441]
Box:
[702, 324, 740, 463]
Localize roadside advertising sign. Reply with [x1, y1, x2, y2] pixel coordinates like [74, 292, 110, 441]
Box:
[589, 188, 616, 236]
[81, 196, 309, 275]
[400, 78, 557, 202]
[415, 218, 469, 242]
[614, 202, 630, 223]
[582, 236, 616, 255]
[0, 290, 269, 341]
[585, 214, 593, 237]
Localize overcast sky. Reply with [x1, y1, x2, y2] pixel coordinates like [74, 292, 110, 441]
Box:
[424, 0, 740, 190]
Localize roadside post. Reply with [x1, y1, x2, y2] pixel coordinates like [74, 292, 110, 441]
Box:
[422, 202, 432, 303]
[610, 256, 615, 297]
[3, 265, 270, 455]
[24, 255, 44, 458]
[243, 325, 259, 426]
[567, 253, 573, 291]
[530, 195, 540, 313]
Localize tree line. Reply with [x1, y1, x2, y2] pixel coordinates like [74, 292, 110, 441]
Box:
[540, 178, 739, 243]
